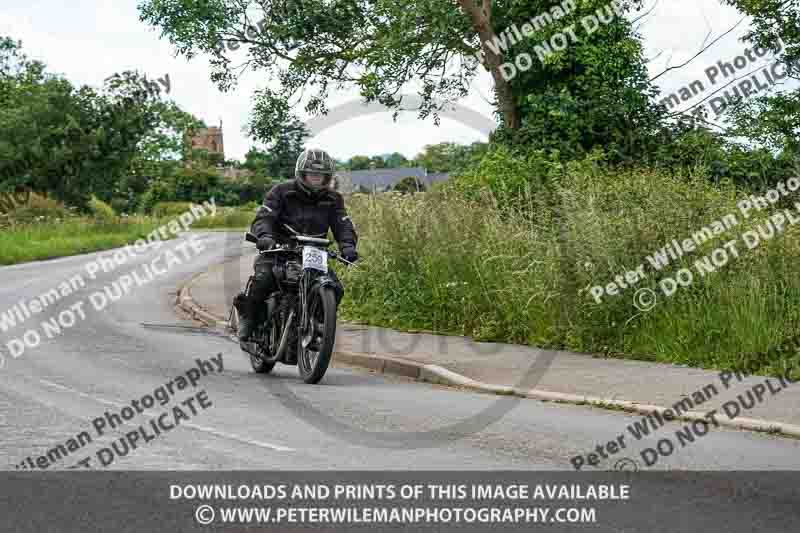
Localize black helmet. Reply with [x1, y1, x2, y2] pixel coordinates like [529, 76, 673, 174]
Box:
[295, 148, 335, 194]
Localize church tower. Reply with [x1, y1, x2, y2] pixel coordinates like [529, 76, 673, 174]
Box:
[187, 119, 225, 159]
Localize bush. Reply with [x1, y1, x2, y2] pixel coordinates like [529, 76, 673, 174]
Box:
[448, 145, 562, 210]
[110, 197, 132, 215]
[88, 195, 117, 223]
[152, 202, 193, 218]
[139, 166, 272, 213]
[8, 192, 72, 223]
[140, 179, 178, 213]
[192, 206, 254, 229]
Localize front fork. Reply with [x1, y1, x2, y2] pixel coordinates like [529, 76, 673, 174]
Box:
[299, 271, 310, 336]
[299, 270, 339, 341]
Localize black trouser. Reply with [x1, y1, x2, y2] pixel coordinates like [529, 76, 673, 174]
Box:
[246, 253, 280, 305]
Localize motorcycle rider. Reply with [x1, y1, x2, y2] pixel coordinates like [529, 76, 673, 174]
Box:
[237, 148, 358, 341]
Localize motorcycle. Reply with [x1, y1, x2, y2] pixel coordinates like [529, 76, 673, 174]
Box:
[230, 226, 354, 384]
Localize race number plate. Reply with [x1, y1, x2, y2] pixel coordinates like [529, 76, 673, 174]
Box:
[302, 247, 328, 273]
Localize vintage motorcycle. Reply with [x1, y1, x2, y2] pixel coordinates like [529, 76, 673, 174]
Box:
[230, 226, 353, 384]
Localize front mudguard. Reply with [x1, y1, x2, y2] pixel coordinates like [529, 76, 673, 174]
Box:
[309, 275, 343, 305]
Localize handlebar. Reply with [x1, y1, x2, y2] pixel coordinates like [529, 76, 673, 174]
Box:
[245, 232, 330, 246]
[244, 232, 357, 266]
[329, 249, 357, 267]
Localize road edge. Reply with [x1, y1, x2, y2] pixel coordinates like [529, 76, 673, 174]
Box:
[175, 270, 800, 442]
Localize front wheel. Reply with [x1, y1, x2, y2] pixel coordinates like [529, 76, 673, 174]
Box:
[298, 287, 337, 384]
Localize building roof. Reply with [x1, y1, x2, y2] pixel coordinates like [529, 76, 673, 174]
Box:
[337, 167, 449, 191]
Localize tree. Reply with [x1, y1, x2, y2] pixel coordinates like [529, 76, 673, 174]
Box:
[720, 0, 800, 158]
[241, 146, 273, 173]
[723, 0, 799, 70]
[137, 0, 650, 143]
[385, 152, 408, 168]
[134, 101, 205, 178]
[412, 141, 490, 173]
[238, 146, 281, 191]
[110, 101, 205, 212]
[0, 37, 169, 208]
[394, 176, 426, 194]
[370, 155, 386, 169]
[487, 0, 664, 162]
[251, 115, 309, 180]
[348, 155, 372, 170]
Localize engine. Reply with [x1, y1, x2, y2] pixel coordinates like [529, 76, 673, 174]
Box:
[284, 260, 303, 284]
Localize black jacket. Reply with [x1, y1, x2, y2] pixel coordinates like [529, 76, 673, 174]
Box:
[251, 181, 358, 250]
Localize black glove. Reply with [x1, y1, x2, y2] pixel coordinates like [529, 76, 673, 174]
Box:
[257, 235, 275, 251]
[340, 246, 358, 263]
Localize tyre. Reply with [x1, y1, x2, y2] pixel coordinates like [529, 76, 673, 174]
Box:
[250, 314, 279, 374]
[229, 300, 275, 374]
[298, 287, 337, 384]
[232, 292, 277, 374]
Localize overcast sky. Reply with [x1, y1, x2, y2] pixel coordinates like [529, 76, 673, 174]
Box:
[1, 0, 791, 162]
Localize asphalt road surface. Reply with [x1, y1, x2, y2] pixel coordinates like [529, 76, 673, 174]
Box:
[1, 232, 800, 472]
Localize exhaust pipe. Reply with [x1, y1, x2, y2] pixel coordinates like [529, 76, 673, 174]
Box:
[272, 309, 295, 362]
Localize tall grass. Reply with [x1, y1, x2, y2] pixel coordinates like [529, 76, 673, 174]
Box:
[191, 205, 254, 229]
[338, 190, 562, 344]
[338, 165, 800, 374]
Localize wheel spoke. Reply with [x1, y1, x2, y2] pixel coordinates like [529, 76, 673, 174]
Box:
[301, 295, 324, 372]
[297, 288, 336, 384]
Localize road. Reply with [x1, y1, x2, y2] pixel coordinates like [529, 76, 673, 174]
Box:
[1, 231, 799, 472]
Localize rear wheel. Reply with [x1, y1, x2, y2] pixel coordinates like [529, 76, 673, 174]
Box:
[232, 295, 276, 374]
[251, 318, 278, 374]
[298, 287, 337, 384]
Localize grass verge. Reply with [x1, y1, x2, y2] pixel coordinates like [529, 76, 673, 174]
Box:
[0, 218, 162, 265]
[0, 202, 255, 266]
[337, 167, 800, 376]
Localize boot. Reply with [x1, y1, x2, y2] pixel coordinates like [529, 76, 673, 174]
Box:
[238, 311, 257, 341]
